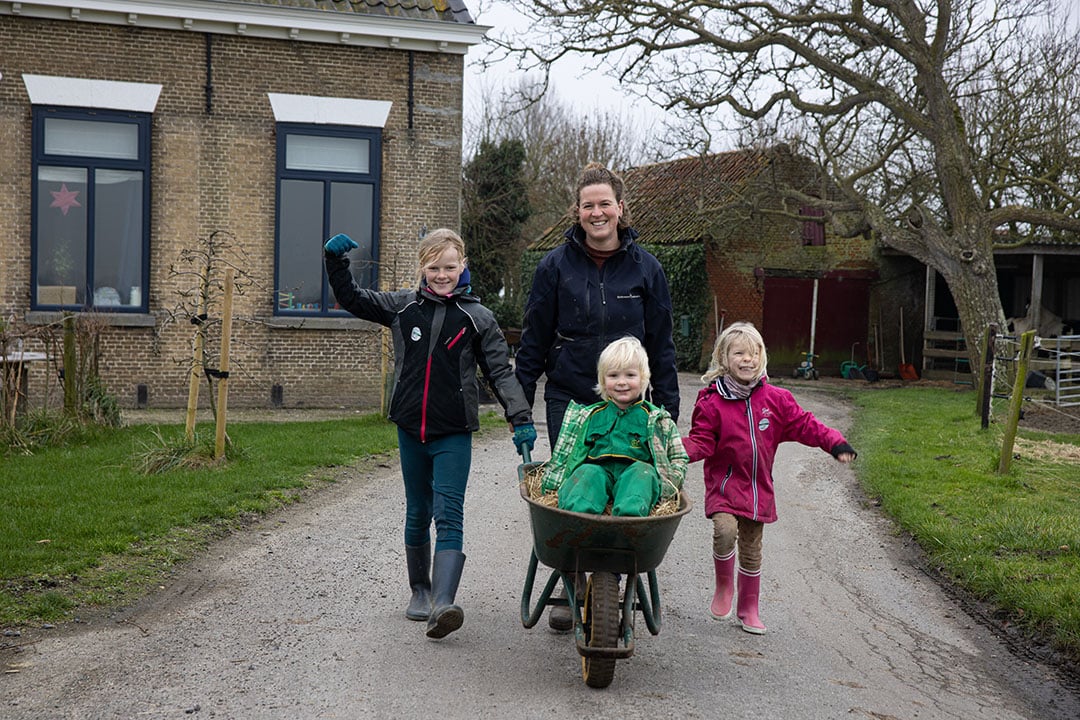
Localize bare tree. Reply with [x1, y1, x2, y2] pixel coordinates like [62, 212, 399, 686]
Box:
[491, 0, 1080, 375]
[466, 77, 658, 244]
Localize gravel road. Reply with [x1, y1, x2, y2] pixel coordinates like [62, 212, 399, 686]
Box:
[3, 375, 1078, 719]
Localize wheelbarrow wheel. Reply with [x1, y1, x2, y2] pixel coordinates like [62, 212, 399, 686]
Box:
[581, 572, 619, 689]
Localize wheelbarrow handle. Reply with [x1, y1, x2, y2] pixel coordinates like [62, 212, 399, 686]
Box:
[521, 446, 532, 464]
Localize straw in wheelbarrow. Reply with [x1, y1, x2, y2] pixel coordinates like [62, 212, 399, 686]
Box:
[521, 463, 681, 517]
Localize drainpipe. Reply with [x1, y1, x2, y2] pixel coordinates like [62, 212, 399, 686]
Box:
[204, 32, 214, 115]
[408, 50, 415, 129]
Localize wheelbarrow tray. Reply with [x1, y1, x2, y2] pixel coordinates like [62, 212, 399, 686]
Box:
[518, 463, 692, 575]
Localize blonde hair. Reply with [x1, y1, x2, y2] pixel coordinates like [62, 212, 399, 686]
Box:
[575, 162, 631, 229]
[701, 322, 768, 385]
[594, 336, 651, 400]
[416, 228, 467, 284]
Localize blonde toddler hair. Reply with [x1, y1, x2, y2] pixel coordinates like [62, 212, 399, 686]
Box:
[701, 322, 768, 385]
[416, 228, 467, 284]
[594, 336, 651, 400]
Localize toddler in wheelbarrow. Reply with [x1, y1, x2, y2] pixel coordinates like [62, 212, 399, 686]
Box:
[541, 336, 687, 515]
[518, 337, 691, 687]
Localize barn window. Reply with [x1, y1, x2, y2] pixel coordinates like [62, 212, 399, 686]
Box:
[800, 205, 825, 246]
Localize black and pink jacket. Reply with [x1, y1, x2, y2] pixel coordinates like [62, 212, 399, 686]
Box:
[326, 254, 531, 442]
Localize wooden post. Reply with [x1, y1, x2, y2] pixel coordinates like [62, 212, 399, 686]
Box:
[978, 324, 997, 427]
[185, 266, 210, 443]
[997, 330, 1035, 474]
[62, 313, 77, 416]
[214, 268, 235, 460]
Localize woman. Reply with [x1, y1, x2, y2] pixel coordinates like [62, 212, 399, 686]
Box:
[514, 162, 680, 629]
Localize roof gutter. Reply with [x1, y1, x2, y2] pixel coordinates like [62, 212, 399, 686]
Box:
[0, 0, 490, 54]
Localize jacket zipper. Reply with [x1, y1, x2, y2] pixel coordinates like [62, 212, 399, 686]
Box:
[446, 327, 466, 349]
[421, 357, 432, 442]
[599, 265, 607, 340]
[745, 398, 759, 520]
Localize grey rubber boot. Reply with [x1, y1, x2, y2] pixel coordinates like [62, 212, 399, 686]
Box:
[426, 550, 466, 639]
[405, 543, 432, 621]
[548, 572, 585, 632]
[548, 586, 572, 631]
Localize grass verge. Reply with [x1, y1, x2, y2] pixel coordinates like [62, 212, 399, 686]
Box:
[844, 385, 1080, 666]
[1, 414, 411, 624]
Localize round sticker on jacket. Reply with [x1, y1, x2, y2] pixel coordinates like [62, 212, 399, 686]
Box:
[758, 418, 770, 432]
[411, 327, 422, 342]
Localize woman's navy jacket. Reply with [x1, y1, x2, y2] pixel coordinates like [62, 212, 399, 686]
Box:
[515, 225, 680, 421]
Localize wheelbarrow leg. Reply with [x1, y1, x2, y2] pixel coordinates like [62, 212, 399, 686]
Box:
[520, 551, 562, 628]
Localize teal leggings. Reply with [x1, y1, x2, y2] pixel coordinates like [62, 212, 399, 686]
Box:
[557, 460, 660, 516]
[398, 428, 472, 553]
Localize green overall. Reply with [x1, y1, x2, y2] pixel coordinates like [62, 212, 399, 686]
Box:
[557, 402, 661, 516]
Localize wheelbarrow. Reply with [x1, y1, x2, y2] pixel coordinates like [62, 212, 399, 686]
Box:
[517, 452, 693, 688]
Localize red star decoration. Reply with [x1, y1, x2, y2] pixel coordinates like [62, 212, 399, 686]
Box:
[50, 183, 82, 216]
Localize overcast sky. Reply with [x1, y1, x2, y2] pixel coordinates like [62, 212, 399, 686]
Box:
[462, 0, 672, 149]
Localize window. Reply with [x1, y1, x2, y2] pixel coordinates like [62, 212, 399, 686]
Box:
[32, 108, 151, 310]
[800, 204, 825, 246]
[275, 125, 381, 315]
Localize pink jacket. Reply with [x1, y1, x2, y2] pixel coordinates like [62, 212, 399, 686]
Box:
[682, 379, 850, 523]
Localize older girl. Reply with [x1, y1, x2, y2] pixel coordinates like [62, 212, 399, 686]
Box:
[325, 229, 536, 639]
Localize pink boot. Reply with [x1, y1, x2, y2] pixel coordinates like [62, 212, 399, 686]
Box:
[710, 551, 736, 620]
[736, 567, 766, 634]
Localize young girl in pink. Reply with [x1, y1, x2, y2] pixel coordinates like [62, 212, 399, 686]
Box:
[682, 322, 856, 634]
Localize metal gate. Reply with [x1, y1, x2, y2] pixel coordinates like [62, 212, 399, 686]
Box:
[1043, 335, 1080, 407]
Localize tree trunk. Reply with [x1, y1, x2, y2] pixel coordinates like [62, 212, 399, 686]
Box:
[929, 234, 1008, 387]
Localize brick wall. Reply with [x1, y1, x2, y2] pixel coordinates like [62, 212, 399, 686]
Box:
[0, 16, 465, 410]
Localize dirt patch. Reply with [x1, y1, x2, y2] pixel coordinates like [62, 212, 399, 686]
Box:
[1013, 436, 1080, 464]
[1016, 401, 1080, 435]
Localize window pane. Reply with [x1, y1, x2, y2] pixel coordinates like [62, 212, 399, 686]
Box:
[286, 135, 369, 173]
[800, 205, 825, 246]
[329, 182, 375, 293]
[36, 166, 88, 306]
[94, 169, 144, 307]
[44, 118, 139, 160]
[278, 179, 325, 312]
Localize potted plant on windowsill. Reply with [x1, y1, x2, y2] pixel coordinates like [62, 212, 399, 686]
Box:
[38, 243, 77, 305]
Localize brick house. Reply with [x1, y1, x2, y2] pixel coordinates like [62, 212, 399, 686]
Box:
[531, 146, 884, 376]
[1, 0, 485, 411]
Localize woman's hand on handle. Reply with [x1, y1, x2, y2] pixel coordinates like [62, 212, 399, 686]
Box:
[513, 423, 537, 459]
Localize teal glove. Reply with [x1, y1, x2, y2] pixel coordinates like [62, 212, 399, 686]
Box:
[512, 423, 537, 457]
[324, 233, 359, 258]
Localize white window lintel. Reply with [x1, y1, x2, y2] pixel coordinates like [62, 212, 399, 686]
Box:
[23, 74, 162, 111]
[268, 93, 391, 128]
